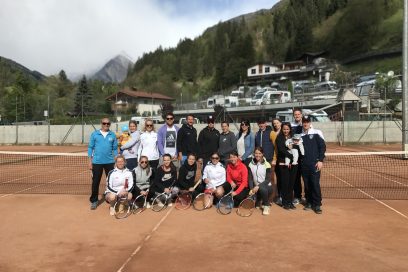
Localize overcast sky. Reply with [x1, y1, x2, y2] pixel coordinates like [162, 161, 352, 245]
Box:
[0, 0, 279, 77]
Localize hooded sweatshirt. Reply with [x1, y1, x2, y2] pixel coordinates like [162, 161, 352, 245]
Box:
[177, 161, 197, 190]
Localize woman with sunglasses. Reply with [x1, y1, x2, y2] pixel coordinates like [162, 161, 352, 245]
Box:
[248, 147, 273, 215]
[120, 120, 141, 171]
[223, 151, 249, 207]
[276, 122, 297, 210]
[236, 119, 255, 166]
[132, 155, 152, 203]
[138, 119, 160, 170]
[202, 152, 226, 207]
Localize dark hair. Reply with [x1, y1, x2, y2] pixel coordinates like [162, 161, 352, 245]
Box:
[162, 153, 172, 160]
[166, 112, 174, 118]
[187, 153, 197, 159]
[254, 146, 264, 154]
[293, 108, 302, 115]
[271, 118, 282, 132]
[279, 122, 293, 137]
[238, 119, 251, 139]
[221, 121, 229, 126]
[229, 151, 239, 157]
[187, 114, 195, 118]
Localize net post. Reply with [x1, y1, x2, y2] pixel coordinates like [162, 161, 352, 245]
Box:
[403, 0, 408, 156]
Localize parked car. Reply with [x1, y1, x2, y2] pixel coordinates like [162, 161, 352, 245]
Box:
[276, 109, 330, 123]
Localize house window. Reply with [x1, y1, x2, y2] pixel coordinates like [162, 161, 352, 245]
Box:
[251, 68, 256, 74]
[265, 67, 270, 73]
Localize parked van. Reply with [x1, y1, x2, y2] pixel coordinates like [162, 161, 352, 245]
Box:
[179, 117, 200, 125]
[314, 81, 339, 92]
[250, 87, 277, 105]
[261, 91, 291, 105]
[276, 109, 330, 123]
[207, 95, 239, 108]
[130, 116, 163, 125]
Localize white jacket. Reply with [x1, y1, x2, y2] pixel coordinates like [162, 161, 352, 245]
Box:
[138, 131, 159, 160]
[105, 167, 134, 195]
[203, 162, 226, 189]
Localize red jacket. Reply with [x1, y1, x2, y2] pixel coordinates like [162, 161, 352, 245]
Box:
[226, 160, 248, 195]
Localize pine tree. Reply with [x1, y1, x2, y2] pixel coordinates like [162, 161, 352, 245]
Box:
[74, 75, 92, 114]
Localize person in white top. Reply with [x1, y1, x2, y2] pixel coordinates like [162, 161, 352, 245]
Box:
[202, 152, 226, 208]
[105, 155, 134, 216]
[138, 119, 160, 170]
[157, 112, 180, 168]
[120, 120, 141, 171]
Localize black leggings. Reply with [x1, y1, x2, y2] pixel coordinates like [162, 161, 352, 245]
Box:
[90, 163, 114, 203]
[279, 165, 298, 207]
[222, 182, 250, 207]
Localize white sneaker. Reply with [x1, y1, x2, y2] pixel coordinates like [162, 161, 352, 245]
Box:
[293, 198, 300, 205]
[262, 206, 270, 215]
[168, 202, 173, 207]
[146, 203, 151, 209]
[110, 206, 115, 216]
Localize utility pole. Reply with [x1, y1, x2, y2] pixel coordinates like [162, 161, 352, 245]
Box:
[403, 0, 408, 154]
[15, 95, 18, 144]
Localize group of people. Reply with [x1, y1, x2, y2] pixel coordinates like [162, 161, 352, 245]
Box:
[87, 108, 326, 216]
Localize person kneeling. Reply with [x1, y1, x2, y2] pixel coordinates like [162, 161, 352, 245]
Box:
[105, 155, 134, 216]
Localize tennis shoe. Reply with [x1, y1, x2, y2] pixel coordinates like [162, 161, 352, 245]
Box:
[262, 206, 270, 215]
[146, 203, 151, 209]
[292, 198, 300, 205]
[109, 206, 115, 216]
[168, 202, 173, 207]
[90, 201, 98, 210]
[275, 197, 282, 206]
[303, 203, 312, 211]
[313, 206, 322, 214]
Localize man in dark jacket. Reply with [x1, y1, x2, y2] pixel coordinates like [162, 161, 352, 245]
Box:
[198, 115, 220, 166]
[255, 117, 274, 162]
[177, 114, 199, 164]
[301, 116, 326, 214]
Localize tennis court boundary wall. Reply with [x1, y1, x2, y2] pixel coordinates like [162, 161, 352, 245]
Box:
[0, 121, 403, 144]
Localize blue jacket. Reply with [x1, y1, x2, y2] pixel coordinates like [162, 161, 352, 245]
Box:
[88, 130, 118, 164]
[255, 125, 274, 161]
[236, 132, 255, 161]
[157, 124, 180, 156]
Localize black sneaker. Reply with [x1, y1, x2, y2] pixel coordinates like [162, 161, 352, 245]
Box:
[90, 201, 98, 210]
[289, 204, 296, 210]
[313, 206, 322, 214]
[303, 203, 312, 211]
[283, 205, 291, 210]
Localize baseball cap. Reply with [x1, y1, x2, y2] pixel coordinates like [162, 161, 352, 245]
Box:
[302, 116, 311, 123]
[207, 115, 215, 123]
[121, 125, 129, 132]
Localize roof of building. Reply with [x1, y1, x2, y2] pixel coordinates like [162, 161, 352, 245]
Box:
[106, 87, 174, 101]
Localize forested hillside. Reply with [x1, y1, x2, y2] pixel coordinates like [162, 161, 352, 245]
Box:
[125, 0, 403, 102]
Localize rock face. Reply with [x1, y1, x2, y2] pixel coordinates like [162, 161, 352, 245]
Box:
[92, 55, 133, 83]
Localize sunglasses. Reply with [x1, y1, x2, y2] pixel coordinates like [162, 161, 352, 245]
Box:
[102, 122, 111, 125]
[140, 161, 148, 164]
[211, 157, 220, 160]
[146, 124, 153, 127]
[166, 117, 174, 120]
[241, 123, 248, 126]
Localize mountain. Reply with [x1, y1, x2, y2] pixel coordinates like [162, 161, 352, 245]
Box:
[124, 0, 403, 100]
[92, 54, 133, 83]
[0, 56, 46, 87]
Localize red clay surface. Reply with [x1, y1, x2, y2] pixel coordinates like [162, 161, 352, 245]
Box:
[0, 196, 407, 272]
[0, 145, 87, 153]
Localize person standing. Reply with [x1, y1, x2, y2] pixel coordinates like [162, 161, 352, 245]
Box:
[255, 117, 274, 163]
[157, 112, 180, 168]
[270, 118, 282, 205]
[300, 116, 326, 214]
[291, 108, 303, 205]
[120, 120, 141, 171]
[198, 115, 220, 167]
[236, 119, 255, 165]
[276, 122, 298, 210]
[177, 114, 199, 164]
[218, 121, 237, 165]
[88, 117, 118, 210]
[138, 119, 160, 170]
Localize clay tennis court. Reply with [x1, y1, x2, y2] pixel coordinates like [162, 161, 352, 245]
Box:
[0, 144, 407, 271]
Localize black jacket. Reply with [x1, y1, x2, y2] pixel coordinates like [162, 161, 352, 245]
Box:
[301, 133, 326, 166]
[255, 125, 274, 161]
[198, 126, 220, 160]
[177, 124, 199, 156]
[276, 133, 294, 164]
[177, 161, 197, 190]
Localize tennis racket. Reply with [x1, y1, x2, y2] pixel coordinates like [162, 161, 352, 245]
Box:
[132, 189, 149, 214]
[151, 180, 176, 212]
[237, 190, 256, 217]
[217, 189, 235, 215]
[114, 178, 131, 219]
[175, 180, 202, 210]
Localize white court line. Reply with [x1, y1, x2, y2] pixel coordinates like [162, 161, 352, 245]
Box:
[116, 207, 174, 272]
[0, 169, 89, 198]
[327, 171, 408, 220]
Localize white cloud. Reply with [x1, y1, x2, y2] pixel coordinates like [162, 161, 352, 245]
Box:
[0, 0, 279, 77]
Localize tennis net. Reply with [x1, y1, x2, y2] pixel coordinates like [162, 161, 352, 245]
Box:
[0, 151, 407, 199]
